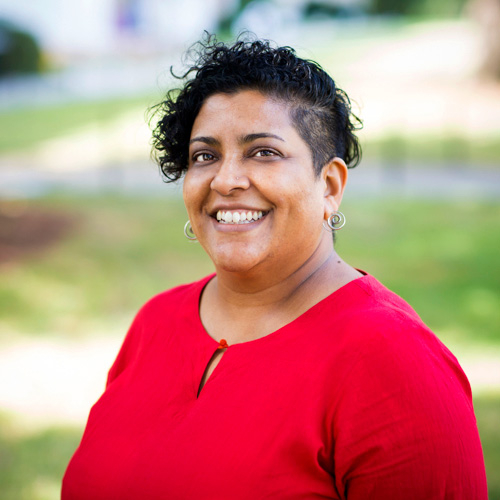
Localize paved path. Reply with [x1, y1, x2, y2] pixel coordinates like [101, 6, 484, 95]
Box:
[1, 158, 499, 200]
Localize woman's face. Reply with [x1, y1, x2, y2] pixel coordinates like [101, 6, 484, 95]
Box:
[183, 89, 345, 276]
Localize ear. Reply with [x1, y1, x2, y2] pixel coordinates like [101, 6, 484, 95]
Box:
[321, 157, 348, 220]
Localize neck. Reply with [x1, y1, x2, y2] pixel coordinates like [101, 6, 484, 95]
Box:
[219, 246, 334, 303]
[200, 235, 361, 343]
[207, 234, 356, 315]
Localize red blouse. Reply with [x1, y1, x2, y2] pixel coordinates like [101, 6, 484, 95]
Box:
[62, 274, 487, 499]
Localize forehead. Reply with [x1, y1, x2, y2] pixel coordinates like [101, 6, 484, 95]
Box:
[191, 90, 295, 137]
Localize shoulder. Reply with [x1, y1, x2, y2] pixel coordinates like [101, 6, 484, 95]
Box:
[321, 274, 470, 396]
[341, 274, 424, 328]
[332, 275, 439, 349]
[134, 273, 214, 324]
[328, 277, 475, 449]
[329, 277, 487, 498]
[105, 274, 214, 386]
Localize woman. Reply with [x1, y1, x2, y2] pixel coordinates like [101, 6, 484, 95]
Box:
[62, 36, 487, 499]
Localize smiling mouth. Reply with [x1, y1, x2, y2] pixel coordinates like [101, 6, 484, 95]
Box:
[215, 210, 267, 224]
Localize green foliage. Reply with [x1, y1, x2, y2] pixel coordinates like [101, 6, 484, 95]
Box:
[370, 0, 419, 15]
[0, 20, 42, 76]
[369, 0, 468, 18]
[217, 0, 255, 34]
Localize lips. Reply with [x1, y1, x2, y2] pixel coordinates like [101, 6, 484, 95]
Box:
[215, 209, 267, 224]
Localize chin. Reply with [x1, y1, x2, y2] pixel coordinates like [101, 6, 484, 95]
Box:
[209, 250, 263, 274]
[204, 240, 267, 274]
[213, 257, 260, 274]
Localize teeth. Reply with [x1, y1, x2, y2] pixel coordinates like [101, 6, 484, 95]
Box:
[216, 210, 266, 224]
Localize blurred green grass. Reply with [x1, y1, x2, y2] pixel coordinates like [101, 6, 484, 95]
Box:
[0, 195, 214, 339]
[0, 94, 157, 154]
[1, 195, 498, 347]
[0, 392, 496, 500]
[475, 393, 500, 498]
[0, 415, 82, 500]
[0, 193, 498, 498]
[2, 95, 498, 165]
[339, 196, 500, 347]
[0, 394, 498, 500]
[363, 134, 500, 167]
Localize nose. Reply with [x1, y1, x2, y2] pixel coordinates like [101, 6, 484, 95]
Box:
[210, 155, 250, 195]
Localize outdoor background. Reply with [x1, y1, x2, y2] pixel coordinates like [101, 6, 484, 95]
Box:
[0, 0, 499, 498]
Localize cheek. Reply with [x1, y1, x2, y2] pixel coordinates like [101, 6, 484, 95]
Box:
[182, 172, 203, 211]
[271, 178, 323, 216]
[295, 188, 326, 226]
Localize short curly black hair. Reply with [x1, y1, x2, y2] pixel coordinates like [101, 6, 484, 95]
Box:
[151, 34, 362, 182]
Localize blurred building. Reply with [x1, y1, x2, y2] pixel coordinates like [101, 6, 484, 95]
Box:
[0, 0, 237, 58]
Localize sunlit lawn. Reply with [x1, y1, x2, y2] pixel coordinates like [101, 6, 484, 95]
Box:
[339, 196, 500, 348]
[0, 93, 158, 154]
[1, 194, 498, 346]
[2, 92, 498, 167]
[0, 417, 82, 500]
[362, 134, 500, 167]
[0, 393, 497, 500]
[0, 193, 499, 498]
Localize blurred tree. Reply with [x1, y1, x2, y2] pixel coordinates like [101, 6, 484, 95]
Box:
[0, 20, 41, 77]
[304, 1, 366, 19]
[468, 0, 500, 80]
[369, 0, 418, 15]
[218, 0, 256, 35]
[369, 0, 467, 17]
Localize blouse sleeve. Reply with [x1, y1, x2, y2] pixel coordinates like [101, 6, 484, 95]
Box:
[105, 307, 146, 388]
[332, 319, 488, 499]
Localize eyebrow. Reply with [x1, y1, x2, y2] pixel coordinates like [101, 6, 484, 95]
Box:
[189, 136, 220, 146]
[239, 133, 285, 145]
[189, 133, 285, 147]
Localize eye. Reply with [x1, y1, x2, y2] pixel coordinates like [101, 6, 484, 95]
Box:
[254, 149, 277, 157]
[193, 152, 215, 163]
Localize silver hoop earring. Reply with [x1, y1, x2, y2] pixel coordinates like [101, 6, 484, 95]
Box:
[323, 211, 346, 232]
[183, 220, 197, 241]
